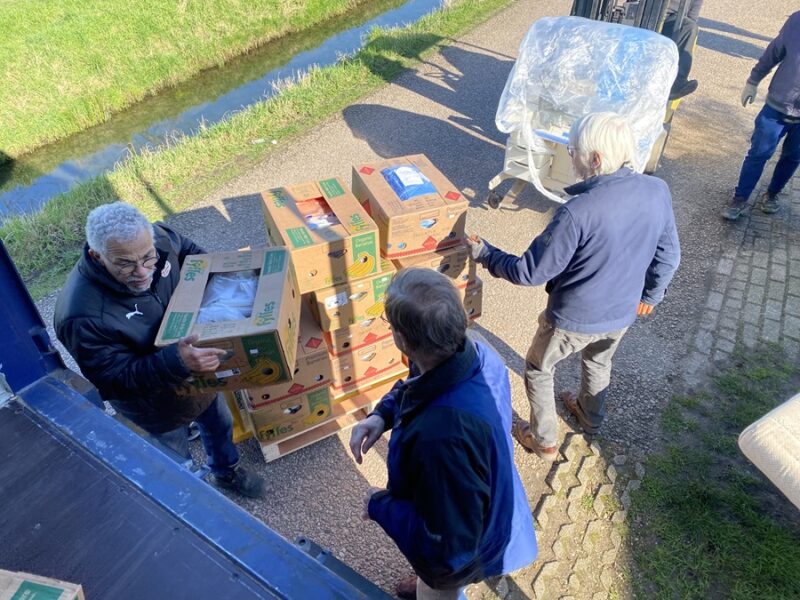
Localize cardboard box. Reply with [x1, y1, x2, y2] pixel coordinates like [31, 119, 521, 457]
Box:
[330, 336, 404, 392]
[309, 259, 395, 331]
[0, 570, 84, 600]
[155, 248, 301, 394]
[261, 178, 381, 294]
[331, 359, 409, 403]
[244, 304, 333, 410]
[225, 391, 254, 444]
[250, 387, 333, 444]
[393, 244, 476, 289]
[351, 154, 468, 259]
[462, 278, 483, 320]
[323, 315, 394, 357]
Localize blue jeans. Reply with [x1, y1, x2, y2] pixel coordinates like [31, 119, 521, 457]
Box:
[735, 104, 800, 200]
[153, 394, 239, 476]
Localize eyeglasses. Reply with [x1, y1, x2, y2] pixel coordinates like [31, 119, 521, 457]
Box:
[113, 253, 158, 275]
[380, 314, 392, 328]
[567, 146, 575, 158]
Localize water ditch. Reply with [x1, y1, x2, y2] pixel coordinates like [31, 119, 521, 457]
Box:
[0, 0, 446, 220]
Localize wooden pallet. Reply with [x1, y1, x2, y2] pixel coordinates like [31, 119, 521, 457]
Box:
[257, 391, 383, 462]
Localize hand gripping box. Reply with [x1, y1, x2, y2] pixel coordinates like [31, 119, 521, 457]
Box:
[261, 177, 381, 294]
[244, 304, 333, 411]
[324, 316, 394, 357]
[393, 244, 476, 289]
[351, 154, 468, 259]
[155, 248, 300, 394]
[309, 259, 395, 332]
[0, 570, 84, 600]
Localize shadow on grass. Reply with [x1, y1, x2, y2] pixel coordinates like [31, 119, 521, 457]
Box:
[628, 344, 800, 599]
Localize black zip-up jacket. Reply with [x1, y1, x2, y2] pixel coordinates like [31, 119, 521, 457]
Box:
[54, 223, 211, 433]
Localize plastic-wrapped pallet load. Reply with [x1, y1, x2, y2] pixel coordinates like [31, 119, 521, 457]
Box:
[495, 16, 678, 202]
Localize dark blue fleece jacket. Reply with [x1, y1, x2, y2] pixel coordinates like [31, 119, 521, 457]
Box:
[368, 338, 537, 589]
[476, 168, 680, 334]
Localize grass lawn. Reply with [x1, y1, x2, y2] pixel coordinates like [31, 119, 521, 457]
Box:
[0, 0, 365, 157]
[0, 0, 515, 300]
[629, 344, 800, 599]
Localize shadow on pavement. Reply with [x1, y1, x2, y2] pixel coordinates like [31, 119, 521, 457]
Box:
[697, 29, 765, 60]
[698, 17, 774, 43]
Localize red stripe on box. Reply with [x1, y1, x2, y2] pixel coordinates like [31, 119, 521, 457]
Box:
[359, 166, 375, 175]
[445, 191, 461, 200]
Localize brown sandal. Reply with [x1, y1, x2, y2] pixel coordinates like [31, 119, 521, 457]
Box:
[561, 391, 600, 435]
[512, 420, 558, 461]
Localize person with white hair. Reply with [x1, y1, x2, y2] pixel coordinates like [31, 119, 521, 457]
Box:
[349, 268, 537, 600]
[54, 202, 265, 498]
[467, 112, 681, 461]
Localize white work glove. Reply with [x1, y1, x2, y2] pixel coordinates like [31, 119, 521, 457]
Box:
[465, 235, 487, 261]
[741, 82, 758, 107]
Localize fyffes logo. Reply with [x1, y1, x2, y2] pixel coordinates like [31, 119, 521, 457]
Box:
[350, 213, 370, 232]
[183, 258, 207, 281]
[254, 300, 276, 326]
[269, 188, 289, 208]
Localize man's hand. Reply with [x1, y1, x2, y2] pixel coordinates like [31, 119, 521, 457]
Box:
[349, 415, 385, 464]
[178, 334, 228, 373]
[361, 486, 384, 521]
[637, 301, 654, 316]
[465, 234, 486, 261]
[741, 82, 757, 107]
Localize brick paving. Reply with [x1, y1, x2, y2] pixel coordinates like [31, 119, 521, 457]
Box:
[687, 170, 800, 384]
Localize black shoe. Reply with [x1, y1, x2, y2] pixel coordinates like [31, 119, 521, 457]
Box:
[722, 196, 750, 221]
[211, 465, 265, 498]
[669, 79, 698, 101]
[760, 191, 781, 214]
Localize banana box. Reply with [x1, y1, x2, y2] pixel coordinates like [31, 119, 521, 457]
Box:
[249, 387, 333, 443]
[393, 244, 476, 289]
[461, 278, 483, 320]
[324, 316, 394, 357]
[331, 358, 409, 403]
[261, 177, 381, 294]
[155, 248, 300, 394]
[244, 304, 333, 410]
[329, 336, 404, 392]
[225, 391, 255, 443]
[309, 259, 395, 332]
[0, 569, 84, 600]
[351, 154, 468, 259]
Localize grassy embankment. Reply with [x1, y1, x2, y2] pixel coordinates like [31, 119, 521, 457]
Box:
[0, 0, 367, 157]
[628, 344, 800, 599]
[1, 0, 515, 300]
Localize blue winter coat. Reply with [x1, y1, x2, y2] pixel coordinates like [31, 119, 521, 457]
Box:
[368, 337, 538, 590]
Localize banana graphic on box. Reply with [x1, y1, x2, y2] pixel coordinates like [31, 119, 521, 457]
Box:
[240, 356, 283, 385]
[364, 300, 385, 319]
[303, 403, 332, 426]
[346, 252, 375, 278]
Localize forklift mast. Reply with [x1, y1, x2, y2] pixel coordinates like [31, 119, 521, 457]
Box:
[571, 0, 690, 38]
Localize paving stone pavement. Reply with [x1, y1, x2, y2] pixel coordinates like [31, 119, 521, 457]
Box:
[686, 165, 800, 385]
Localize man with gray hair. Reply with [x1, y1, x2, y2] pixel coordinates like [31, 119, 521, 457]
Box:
[54, 202, 265, 498]
[349, 268, 537, 600]
[467, 112, 681, 461]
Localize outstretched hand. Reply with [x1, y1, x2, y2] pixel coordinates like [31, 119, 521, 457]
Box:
[349, 414, 385, 464]
[178, 334, 228, 373]
[465, 234, 486, 261]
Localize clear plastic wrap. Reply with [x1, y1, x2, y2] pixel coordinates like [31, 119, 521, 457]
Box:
[496, 16, 678, 198]
[196, 270, 259, 324]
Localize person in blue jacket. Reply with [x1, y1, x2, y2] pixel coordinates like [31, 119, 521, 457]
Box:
[349, 268, 537, 600]
[467, 112, 681, 462]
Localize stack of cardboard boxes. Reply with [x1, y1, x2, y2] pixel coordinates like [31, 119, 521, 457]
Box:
[154, 156, 481, 462]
